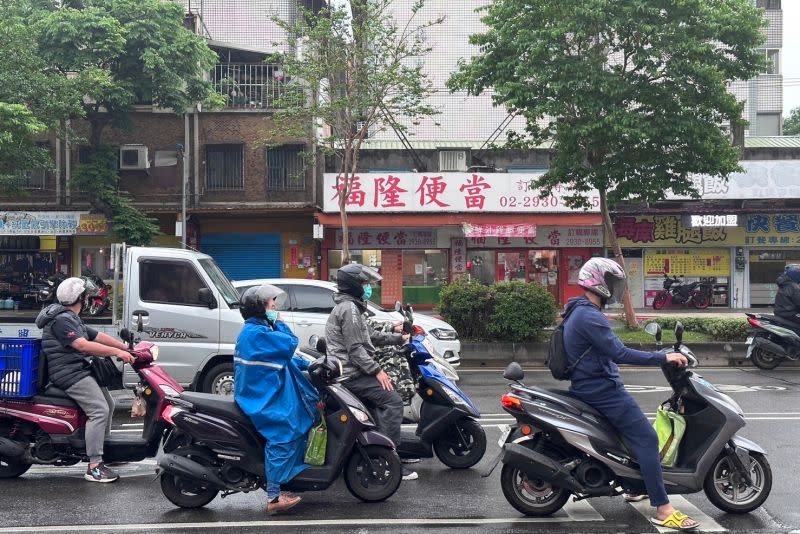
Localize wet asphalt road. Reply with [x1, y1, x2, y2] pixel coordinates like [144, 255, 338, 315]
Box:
[1, 366, 799, 534]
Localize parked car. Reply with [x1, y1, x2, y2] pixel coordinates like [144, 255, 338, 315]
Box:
[232, 279, 461, 366]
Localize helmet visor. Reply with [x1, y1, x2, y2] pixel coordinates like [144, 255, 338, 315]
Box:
[82, 278, 99, 296]
[361, 265, 383, 284]
[254, 284, 288, 309]
[607, 277, 627, 304]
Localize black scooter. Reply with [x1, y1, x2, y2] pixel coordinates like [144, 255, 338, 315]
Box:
[156, 348, 403, 508]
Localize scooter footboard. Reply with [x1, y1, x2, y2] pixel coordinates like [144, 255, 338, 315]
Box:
[357, 430, 396, 449]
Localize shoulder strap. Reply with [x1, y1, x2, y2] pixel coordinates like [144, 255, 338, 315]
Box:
[560, 305, 592, 373]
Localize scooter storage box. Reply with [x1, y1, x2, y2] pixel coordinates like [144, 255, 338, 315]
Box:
[0, 338, 40, 398]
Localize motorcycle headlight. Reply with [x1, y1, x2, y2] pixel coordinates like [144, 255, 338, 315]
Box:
[349, 406, 374, 425]
[151, 345, 159, 361]
[442, 385, 468, 407]
[158, 383, 181, 397]
[430, 328, 458, 340]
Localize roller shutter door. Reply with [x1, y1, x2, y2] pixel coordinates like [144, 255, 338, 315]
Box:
[201, 233, 281, 281]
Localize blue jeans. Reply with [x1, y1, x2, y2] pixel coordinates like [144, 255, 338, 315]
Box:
[572, 381, 669, 507]
[267, 481, 281, 501]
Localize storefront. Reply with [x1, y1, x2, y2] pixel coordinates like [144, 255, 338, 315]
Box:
[745, 214, 800, 307]
[319, 172, 604, 308]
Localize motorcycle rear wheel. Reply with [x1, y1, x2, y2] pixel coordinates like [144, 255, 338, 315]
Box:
[750, 346, 781, 370]
[500, 441, 571, 516]
[0, 456, 31, 479]
[652, 293, 669, 310]
[344, 445, 402, 502]
[692, 293, 711, 309]
[160, 447, 219, 508]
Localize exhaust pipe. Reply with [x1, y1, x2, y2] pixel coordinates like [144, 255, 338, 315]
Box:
[0, 437, 25, 459]
[158, 453, 227, 489]
[752, 336, 787, 357]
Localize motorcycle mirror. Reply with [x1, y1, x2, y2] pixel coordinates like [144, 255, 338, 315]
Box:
[503, 362, 524, 382]
[644, 322, 662, 342]
[674, 322, 684, 348]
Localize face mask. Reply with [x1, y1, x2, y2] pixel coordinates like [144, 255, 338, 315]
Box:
[362, 285, 373, 300]
[265, 310, 279, 322]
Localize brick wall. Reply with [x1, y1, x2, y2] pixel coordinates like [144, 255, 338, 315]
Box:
[380, 250, 403, 308]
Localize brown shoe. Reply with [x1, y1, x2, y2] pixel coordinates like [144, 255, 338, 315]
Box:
[267, 494, 302, 515]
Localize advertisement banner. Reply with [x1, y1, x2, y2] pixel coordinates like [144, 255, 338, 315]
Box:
[465, 226, 602, 248]
[0, 211, 86, 236]
[644, 249, 731, 277]
[462, 223, 537, 238]
[77, 214, 110, 236]
[613, 215, 745, 247]
[334, 228, 437, 249]
[745, 214, 800, 247]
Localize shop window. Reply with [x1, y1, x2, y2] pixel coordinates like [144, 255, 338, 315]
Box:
[327, 250, 382, 281]
[267, 146, 305, 190]
[402, 250, 448, 287]
[139, 261, 208, 306]
[80, 247, 113, 279]
[468, 250, 496, 285]
[206, 144, 244, 190]
[292, 285, 334, 314]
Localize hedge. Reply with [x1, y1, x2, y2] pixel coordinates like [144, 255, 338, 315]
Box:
[437, 279, 558, 342]
[640, 316, 750, 342]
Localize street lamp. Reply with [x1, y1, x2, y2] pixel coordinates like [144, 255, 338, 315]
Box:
[176, 143, 187, 249]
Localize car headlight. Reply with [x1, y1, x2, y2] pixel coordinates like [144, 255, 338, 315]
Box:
[430, 328, 458, 340]
[349, 406, 374, 424]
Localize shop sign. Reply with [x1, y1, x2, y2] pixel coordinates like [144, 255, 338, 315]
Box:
[462, 223, 536, 238]
[0, 211, 85, 236]
[613, 215, 745, 247]
[335, 228, 437, 249]
[644, 249, 731, 277]
[76, 214, 110, 236]
[745, 214, 800, 246]
[451, 238, 467, 274]
[323, 173, 600, 213]
[689, 215, 738, 227]
[677, 161, 800, 200]
[466, 226, 602, 248]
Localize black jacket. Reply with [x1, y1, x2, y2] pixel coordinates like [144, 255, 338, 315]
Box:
[774, 274, 800, 322]
[35, 304, 97, 390]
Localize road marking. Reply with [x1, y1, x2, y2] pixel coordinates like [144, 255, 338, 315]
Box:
[564, 498, 603, 521]
[628, 495, 726, 532]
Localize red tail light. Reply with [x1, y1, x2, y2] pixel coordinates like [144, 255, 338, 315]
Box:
[501, 394, 522, 410]
[413, 325, 425, 335]
[747, 317, 762, 329]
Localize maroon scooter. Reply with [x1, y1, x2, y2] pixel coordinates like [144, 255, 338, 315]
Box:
[0, 329, 183, 478]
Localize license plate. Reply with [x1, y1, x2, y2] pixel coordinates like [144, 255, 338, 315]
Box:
[497, 424, 512, 447]
[745, 337, 754, 345]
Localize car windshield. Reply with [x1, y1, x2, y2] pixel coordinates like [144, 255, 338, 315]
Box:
[199, 258, 240, 308]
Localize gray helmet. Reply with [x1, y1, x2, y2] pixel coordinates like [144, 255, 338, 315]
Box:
[240, 284, 287, 320]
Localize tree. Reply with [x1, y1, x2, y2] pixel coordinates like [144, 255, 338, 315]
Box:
[784, 107, 800, 136]
[450, 0, 765, 327]
[31, 0, 221, 245]
[269, 0, 443, 264]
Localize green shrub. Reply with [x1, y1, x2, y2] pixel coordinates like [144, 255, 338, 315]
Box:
[642, 316, 749, 342]
[437, 278, 493, 340]
[487, 281, 558, 343]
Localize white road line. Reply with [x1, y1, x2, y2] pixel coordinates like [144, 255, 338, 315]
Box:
[564, 498, 604, 521]
[628, 495, 726, 532]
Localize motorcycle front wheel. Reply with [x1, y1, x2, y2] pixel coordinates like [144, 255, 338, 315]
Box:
[692, 292, 711, 309]
[703, 452, 772, 513]
[433, 418, 486, 469]
[344, 445, 402, 502]
[652, 293, 669, 310]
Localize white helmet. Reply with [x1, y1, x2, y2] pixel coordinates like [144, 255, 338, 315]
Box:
[56, 277, 98, 306]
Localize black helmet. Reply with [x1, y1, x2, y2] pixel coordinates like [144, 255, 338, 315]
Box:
[786, 264, 800, 284]
[240, 284, 287, 320]
[336, 263, 382, 299]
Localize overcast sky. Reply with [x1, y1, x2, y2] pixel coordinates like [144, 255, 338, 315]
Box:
[783, 2, 799, 115]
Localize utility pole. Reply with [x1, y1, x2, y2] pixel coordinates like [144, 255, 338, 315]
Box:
[176, 142, 187, 249]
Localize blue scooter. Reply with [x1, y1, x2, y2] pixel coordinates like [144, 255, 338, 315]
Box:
[394, 303, 486, 469]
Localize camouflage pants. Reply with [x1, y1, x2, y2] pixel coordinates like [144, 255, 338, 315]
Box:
[374, 348, 416, 403]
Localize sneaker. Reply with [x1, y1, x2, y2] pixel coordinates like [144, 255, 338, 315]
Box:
[401, 457, 421, 464]
[624, 493, 648, 502]
[401, 467, 418, 481]
[84, 462, 120, 483]
[267, 494, 302, 515]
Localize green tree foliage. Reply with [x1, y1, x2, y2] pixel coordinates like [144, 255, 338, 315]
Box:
[269, 0, 442, 264]
[784, 107, 800, 136]
[449, 0, 765, 327]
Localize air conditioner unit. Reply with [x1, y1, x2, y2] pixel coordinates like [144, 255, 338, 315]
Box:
[119, 145, 150, 170]
[439, 150, 468, 172]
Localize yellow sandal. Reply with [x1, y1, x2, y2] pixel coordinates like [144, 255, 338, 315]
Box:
[650, 510, 700, 531]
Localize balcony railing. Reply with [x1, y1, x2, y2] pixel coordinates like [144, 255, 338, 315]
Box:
[212, 63, 291, 110]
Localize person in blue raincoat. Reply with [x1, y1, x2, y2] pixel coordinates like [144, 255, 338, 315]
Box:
[234, 284, 320, 515]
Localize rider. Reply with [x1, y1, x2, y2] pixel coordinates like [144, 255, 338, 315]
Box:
[774, 264, 800, 326]
[324, 263, 417, 481]
[234, 284, 320, 515]
[35, 277, 135, 483]
[563, 258, 698, 531]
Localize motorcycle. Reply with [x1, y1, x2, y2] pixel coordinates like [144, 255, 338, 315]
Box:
[486, 322, 772, 516]
[652, 273, 711, 310]
[36, 272, 67, 307]
[745, 312, 800, 370]
[156, 344, 402, 508]
[0, 328, 181, 479]
[82, 270, 111, 317]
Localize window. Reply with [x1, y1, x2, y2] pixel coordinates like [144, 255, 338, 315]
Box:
[757, 0, 780, 9]
[80, 247, 113, 279]
[206, 144, 244, 189]
[291, 285, 335, 314]
[402, 250, 448, 287]
[198, 258, 240, 308]
[140, 261, 208, 306]
[756, 113, 781, 136]
[764, 49, 780, 75]
[17, 142, 48, 189]
[267, 146, 306, 190]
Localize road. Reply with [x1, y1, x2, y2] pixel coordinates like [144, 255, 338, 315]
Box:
[1, 366, 799, 534]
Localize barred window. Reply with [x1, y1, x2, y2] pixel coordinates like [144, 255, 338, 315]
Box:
[267, 146, 306, 190]
[18, 142, 49, 189]
[765, 49, 780, 75]
[206, 144, 244, 190]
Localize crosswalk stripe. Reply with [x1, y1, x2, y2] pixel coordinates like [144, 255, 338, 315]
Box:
[628, 495, 726, 532]
[564, 498, 604, 521]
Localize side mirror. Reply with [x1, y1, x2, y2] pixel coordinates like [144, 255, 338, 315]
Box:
[674, 322, 684, 348]
[198, 288, 217, 309]
[119, 328, 134, 348]
[503, 362, 524, 382]
[644, 322, 662, 343]
[131, 310, 149, 333]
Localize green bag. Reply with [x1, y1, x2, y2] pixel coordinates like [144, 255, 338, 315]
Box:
[304, 411, 328, 466]
[653, 404, 686, 468]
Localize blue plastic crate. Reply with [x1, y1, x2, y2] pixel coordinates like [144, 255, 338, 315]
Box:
[0, 338, 40, 399]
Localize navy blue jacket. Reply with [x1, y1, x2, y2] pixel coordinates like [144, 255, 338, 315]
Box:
[562, 297, 666, 395]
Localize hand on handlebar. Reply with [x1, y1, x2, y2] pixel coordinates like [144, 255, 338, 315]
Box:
[665, 352, 688, 368]
[401, 333, 411, 343]
[376, 370, 394, 391]
[116, 349, 135, 364]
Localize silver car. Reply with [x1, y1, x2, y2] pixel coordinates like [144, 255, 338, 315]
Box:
[232, 279, 461, 366]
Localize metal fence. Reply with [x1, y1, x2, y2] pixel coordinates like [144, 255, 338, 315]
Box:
[212, 63, 288, 109]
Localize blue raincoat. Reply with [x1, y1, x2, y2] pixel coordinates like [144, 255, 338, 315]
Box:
[234, 317, 320, 485]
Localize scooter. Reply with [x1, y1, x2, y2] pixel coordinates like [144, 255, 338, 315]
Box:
[83, 270, 111, 317]
[652, 273, 711, 310]
[0, 328, 181, 478]
[156, 343, 402, 508]
[36, 272, 67, 307]
[745, 312, 800, 370]
[393, 303, 486, 469]
[486, 322, 772, 516]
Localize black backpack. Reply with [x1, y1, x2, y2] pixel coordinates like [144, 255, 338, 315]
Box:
[547, 306, 591, 381]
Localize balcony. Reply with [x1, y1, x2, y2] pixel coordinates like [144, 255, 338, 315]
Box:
[212, 63, 290, 110]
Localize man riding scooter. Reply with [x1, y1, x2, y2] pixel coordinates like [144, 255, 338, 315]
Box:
[774, 264, 800, 328]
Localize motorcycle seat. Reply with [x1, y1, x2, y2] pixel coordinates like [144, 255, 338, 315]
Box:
[760, 314, 800, 331]
[32, 385, 79, 408]
[180, 391, 249, 422]
[543, 388, 606, 420]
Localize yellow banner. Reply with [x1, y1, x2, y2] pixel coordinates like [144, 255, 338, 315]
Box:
[77, 214, 110, 236]
[644, 249, 731, 277]
[613, 215, 745, 247]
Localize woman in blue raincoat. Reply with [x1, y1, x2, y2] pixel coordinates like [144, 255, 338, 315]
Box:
[234, 284, 319, 515]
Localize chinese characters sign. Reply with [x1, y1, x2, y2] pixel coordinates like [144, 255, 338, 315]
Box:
[745, 214, 800, 246]
[323, 173, 600, 213]
[614, 216, 745, 246]
[690, 215, 738, 227]
[451, 238, 467, 274]
[0, 212, 86, 236]
[76, 214, 110, 236]
[465, 226, 602, 248]
[462, 224, 537, 238]
[334, 228, 437, 249]
[644, 249, 731, 277]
